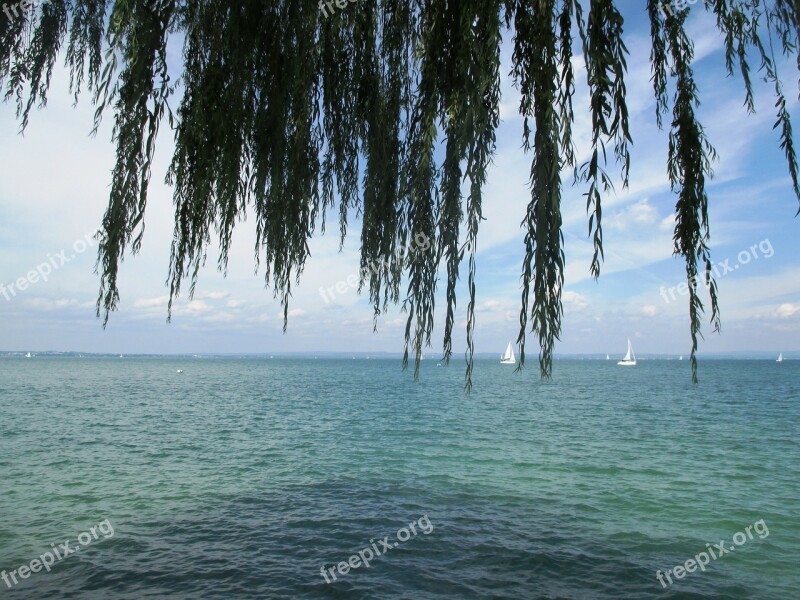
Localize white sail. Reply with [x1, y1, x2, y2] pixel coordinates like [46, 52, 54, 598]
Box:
[618, 338, 637, 366]
[606, 354, 610, 360]
[777, 353, 784, 363]
[623, 339, 632, 361]
[500, 341, 516, 364]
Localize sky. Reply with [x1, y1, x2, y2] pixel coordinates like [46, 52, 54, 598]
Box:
[0, 4, 798, 359]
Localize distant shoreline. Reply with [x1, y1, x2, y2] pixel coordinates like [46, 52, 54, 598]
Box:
[1, 351, 794, 360]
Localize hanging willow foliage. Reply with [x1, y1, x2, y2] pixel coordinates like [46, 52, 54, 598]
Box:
[1, 0, 798, 388]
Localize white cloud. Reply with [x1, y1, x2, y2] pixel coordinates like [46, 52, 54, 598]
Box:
[179, 300, 212, 316]
[607, 198, 659, 231]
[197, 291, 230, 300]
[777, 303, 800, 319]
[641, 305, 657, 317]
[134, 296, 169, 309]
[562, 290, 589, 313]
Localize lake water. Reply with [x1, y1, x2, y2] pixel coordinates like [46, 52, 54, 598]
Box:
[0, 357, 797, 598]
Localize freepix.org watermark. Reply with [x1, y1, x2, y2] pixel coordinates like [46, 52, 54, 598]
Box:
[318, 0, 358, 19]
[655, 518, 769, 588]
[659, 238, 774, 304]
[1, 519, 114, 589]
[319, 515, 433, 584]
[318, 233, 431, 304]
[0, 229, 100, 302]
[1, 0, 42, 22]
[658, 0, 700, 18]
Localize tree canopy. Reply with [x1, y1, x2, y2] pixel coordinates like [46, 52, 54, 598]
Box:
[1, 0, 798, 388]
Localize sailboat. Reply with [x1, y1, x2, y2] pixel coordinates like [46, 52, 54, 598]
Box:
[25, 352, 31, 358]
[500, 341, 516, 365]
[777, 353, 784, 363]
[606, 354, 610, 360]
[617, 339, 637, 366]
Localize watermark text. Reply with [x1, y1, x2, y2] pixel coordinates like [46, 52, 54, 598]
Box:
[1, 519, 114, 589]
[0, 230, 100, 302]
[318, 233, 431, 304]
[655, 518, 769, 588]
[659, 238, 773, 304]
[318, 0, 357, 19]
[320, 514, 433, 583]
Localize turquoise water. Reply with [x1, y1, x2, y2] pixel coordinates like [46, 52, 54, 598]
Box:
[0, 357, 797, 598]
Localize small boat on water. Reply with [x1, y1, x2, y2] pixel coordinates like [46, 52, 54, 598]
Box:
[617, 339, 637, 367]
[606, 354, 610, 360]
[500, 341, 516, 365]
[176, 369, 184, 373]
[25, 352, 31, 358]
[777, 353, 784, 363]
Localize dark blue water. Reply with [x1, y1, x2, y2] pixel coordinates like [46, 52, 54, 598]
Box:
[0, 357, 797, 598]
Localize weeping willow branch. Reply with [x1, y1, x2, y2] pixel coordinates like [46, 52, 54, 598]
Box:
[1, 0, 799, 387]
[98, 0, 175, 325]
[657, 1, 721, 383]
[512, 0, 565, 379]
[579, 0, 631, 279]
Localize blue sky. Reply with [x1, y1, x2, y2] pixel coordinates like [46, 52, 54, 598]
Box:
[0, 5, 798, 358]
